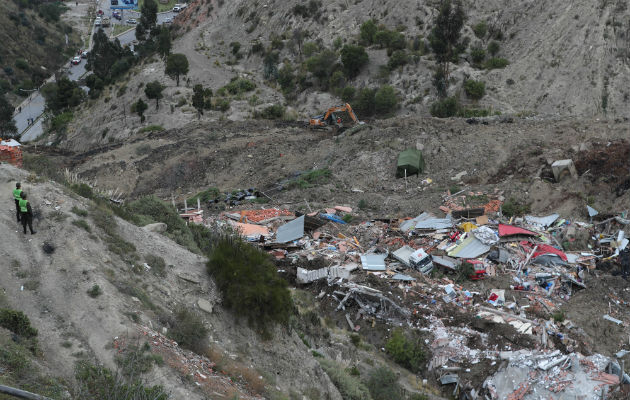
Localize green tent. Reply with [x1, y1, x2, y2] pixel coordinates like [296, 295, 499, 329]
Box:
[396, 148, 424, 178]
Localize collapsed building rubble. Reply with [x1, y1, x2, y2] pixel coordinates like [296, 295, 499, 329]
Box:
[189, 188, 630, 398]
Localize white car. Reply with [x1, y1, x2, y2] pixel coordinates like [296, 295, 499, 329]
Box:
[95, 17, 102, 26]
[173, 3, 186, 12]
[126, 18, 137, 24]
[163, 17, 172, 24]
[71, 56, 81, 66]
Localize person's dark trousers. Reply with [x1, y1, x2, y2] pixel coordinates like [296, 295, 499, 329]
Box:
[15, 199, 21, 222]
[21, 212, 34, 234]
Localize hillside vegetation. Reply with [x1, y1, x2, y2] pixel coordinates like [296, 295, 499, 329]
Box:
[0, 0, 80, 106]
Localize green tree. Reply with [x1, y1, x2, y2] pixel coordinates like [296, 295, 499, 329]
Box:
[139, 0, 158, 37]
[366, 367, 403, 400]
[192, 84, 204, 117]
[470, 47, 486, 64]
[487, 40, 500, 56]
[144, 80, 164, 109]
[277, 63, 295, 94]
[41, 77, 85, 114]
[429, 0, 466, 91]
[360, 19, 378, 44]
[384, 329, 426, 372]
[0, 94, 17, 138]
[374, 85, 397, 115]
[87, 29, 134, 83]
[472, 21, 487, 38]
[133, 98, 148, 122]
[165, 53, 189, 86]
[157, 26, 171, 58]
[387, 50, 408, 69]
[354, 88, 376, 116]
[306, 49, 337, 86]
[340, 45, 369, 78]
[263, 51, 279, 80]
[463, 79, 485, 100]
[430, 96, 458, 117]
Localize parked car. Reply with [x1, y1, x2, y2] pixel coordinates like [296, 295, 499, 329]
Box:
[96, 9, 104, 16]
[112, 11, 121, 20]
[71, 57, 81, 65]
[126, 18, 137, 24]
[163, 17, 172, 24]
[173, 4, 187, 12]
[81, 51, 88, 58]
[95, 17, 102, 26]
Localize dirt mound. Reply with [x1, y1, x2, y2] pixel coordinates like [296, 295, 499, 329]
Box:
[575, 139, 630, 196]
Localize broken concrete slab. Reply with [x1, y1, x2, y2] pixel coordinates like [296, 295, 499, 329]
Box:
[551, 159, 578, 181]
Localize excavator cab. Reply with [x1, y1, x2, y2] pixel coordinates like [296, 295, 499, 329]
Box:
[309, 103, 363, 134]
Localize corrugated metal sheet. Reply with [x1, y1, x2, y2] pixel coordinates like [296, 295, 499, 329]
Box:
[400, 212, 432, 232]
[392, 245, 415, 266]
[415, 214, 453, 230]
[276, 215, 304, 243]
[525, 214, 559, 228]
[360, 253, 387, 271]
[391, 273, 415, 281]
[432, 255, 459, 270]
[448, 236, 491, 258]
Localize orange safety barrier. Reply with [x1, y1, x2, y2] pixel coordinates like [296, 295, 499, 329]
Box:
[0, 145, 23, 168]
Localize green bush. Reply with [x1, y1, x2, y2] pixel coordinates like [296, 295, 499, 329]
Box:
[15, 58, 29, 70]
[262, 104, 285, 119]
[470, 47, 486, 64]
[473, 21, 487, 38]
[166, 307, 208, 353]
[340, 45, 369, 78]
[430, 96, 458, 118]
[222, 78, 256, 95]
[354, 88, 376, 116]
[463, 79, 485, 100]
[87, 284, 103, 298]
[0, 309, 38, 338]
[127, 196, 199, 253]
[360, 19, 378, 44]
[374, 85, 397, 116]
[487, 40, 500, 56]
[70, 183, 94, 199]
[71, 206, 89, 217]
[207, 236, 293, 334]
[75, 361, 168, 400]
[50, 111, 74, 133]
[72, 219, 91, 232]
[502, 197, 531, 217]
[341, 86, 356, 103]
[459, 108, 492, 117]
[188, 187, 220, 204]
[484, 57, 509, 69]
[366, 367, 403, 400]
[214, 98, 230, 112]
[387, 50, 408, 70]
[318, 358, 371, 400]
[384, 329, 426, 373]
[289, 168, 332, 189]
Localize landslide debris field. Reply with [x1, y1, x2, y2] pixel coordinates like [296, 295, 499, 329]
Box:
[30, 115, 630, 218]
[9, 115, 630, 399]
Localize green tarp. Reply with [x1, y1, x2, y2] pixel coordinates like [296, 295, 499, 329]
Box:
[396, 148, 424, 178]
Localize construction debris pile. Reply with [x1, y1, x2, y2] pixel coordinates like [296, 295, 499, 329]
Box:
[192, 189, 630, 399]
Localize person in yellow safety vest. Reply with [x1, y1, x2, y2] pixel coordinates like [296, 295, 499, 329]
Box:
[13, 182, 22, 223]
[19, 192, 36, 235]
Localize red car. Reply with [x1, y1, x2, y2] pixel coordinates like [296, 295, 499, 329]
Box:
[97, 9, 104, 16]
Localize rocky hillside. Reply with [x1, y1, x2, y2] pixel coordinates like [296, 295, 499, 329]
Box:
[0, 163, 342, 399]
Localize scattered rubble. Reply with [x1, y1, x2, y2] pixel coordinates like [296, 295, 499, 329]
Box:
[185, 187, 630, 398]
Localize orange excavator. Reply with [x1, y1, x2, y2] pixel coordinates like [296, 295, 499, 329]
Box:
[309, 103, 363, 133]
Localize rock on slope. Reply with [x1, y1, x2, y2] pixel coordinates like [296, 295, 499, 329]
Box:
[0, 163, 341, 399]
